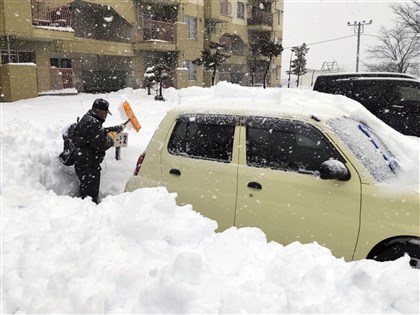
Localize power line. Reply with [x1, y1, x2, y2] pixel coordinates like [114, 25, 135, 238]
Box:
[362, 33, 383, 38]
[284, 33, 386, 50]
[283, 35, 356, 49]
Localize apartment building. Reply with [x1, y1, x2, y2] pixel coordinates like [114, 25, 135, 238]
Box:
[0, 0, 284, 102]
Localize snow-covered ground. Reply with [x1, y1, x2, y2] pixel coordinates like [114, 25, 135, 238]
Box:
[1, 83, 419, 314]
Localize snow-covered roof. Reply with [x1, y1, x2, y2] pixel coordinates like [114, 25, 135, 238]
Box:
[176, 81, 377, 124]
[315, 71, 417, 79]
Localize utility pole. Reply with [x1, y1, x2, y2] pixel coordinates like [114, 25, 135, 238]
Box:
[347, 20, 372, 72]
[287, 48, 294, 88]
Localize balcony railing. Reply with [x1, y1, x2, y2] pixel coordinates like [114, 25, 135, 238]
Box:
[248, 7, 272, 26]
[163, 70, 176, 88]
[143, 19, 175, 42]
[250, 72, 266, 85]
[31, 0, 72, 28]
[50, 68, 75, 89]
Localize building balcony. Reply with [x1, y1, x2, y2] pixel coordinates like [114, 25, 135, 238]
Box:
[133, 18, 177, 51]
[31, 0, 72, 28]
[247, 7, 272, 28]
[143, 19, 175, 42]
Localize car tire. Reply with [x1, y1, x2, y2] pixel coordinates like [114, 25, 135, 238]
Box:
[372, 242, 420, 269]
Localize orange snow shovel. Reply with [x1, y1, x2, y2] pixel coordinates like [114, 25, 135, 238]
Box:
[123, 101, 141, 132]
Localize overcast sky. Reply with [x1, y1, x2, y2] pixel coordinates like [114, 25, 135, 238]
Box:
[281, 0, 396, 73]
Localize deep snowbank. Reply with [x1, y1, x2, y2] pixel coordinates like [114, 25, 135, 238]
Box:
[3, 187, 418, 314]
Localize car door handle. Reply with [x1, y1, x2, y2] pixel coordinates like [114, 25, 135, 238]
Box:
[169, 168, 181, 176]
[247, 181, 262, 190]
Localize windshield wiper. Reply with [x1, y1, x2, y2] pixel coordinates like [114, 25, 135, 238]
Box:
[358, 124, 398, 173]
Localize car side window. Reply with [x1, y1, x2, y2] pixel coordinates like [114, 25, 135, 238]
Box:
[246, 117, 344, 173]
[168, 114, 236, 163]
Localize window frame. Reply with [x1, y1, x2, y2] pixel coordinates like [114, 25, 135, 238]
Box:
[237, 2, 245, 19]
[244, 116, 346, 174]
[50, 58, 72, 68]
[1, 50, 36, 64]
[167, 114, 237, 163]
[185, 15, 197, 39]
[185, 60, 197, 81]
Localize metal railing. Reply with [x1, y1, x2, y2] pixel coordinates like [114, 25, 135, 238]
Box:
[31, 0, 72, 28]
[251, 72, 266, 85]
[50, 68, 75, 89]
[163, 70, 176, 88]
[143, 19, 175, 42]
[248, 7, 272, 26]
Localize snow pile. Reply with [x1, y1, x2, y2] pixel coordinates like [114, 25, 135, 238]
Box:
[1, 83, 419, 314]
[3, 189, 418, 314]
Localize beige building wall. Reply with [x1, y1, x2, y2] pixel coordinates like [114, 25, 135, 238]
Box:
[0, 64, 38, 101]
[177, 1, 205, 88]
[1, 0, 284, 101]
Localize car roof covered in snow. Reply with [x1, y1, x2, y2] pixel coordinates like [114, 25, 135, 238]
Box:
[314, 72, 417, 79]
[175, 82, 371, 123]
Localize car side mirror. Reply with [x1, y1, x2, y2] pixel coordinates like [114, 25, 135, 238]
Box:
[319, 160, 350, 181]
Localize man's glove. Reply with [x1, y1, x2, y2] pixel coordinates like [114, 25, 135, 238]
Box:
[116, 123, 126, 133]
[107, 131, 117, 142]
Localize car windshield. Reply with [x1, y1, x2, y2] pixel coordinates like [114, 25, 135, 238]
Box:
[328, 118, 399, 182]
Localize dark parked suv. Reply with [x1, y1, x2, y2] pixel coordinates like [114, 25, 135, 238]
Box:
[313, 72, 420, 137]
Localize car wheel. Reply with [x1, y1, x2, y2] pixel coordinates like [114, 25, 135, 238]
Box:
[372, 243, 420, 269]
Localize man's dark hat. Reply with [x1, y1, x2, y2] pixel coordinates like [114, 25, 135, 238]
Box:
[92, 98, 112, 115]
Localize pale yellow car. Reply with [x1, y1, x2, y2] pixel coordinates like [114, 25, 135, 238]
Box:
[125, 103, 419, 267]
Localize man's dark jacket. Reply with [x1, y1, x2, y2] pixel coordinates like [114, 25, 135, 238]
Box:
[74, 109, 114, 166]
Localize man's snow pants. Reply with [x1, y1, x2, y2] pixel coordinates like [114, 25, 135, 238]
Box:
[74, 163, 101, 204]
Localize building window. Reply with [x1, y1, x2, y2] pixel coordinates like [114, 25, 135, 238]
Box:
[220, 0, 231, 16]
[185, 61, 197, 80]
[205, 20, 216, 35]
[185, 16, 197, 39]
[1, 50, 35, 64]
[50, 58, 72, 68]
[237, 2, 245, 19]
[278, 10, 282, 25]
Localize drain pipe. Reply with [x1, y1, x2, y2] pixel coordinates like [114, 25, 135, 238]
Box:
[6, 35, 11, 63]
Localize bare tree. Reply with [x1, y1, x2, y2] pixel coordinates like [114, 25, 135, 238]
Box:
[391, 0, 420, 34]
[365, 24, 420, 73]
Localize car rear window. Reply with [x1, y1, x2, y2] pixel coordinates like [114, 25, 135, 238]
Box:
[168, 114, 236, 163]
